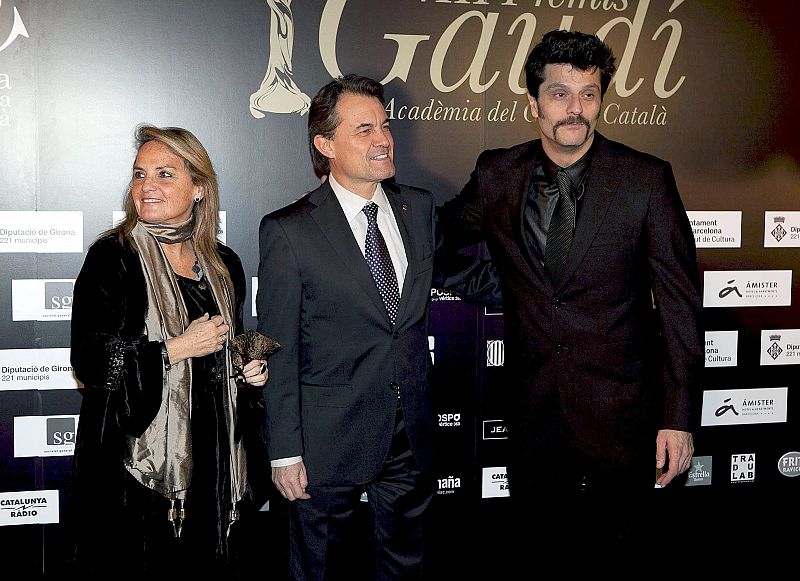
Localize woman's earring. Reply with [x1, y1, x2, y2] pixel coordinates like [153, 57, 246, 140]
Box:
[194, 196, 202, 203]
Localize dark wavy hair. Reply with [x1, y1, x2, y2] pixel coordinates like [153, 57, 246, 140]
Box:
[525, 30, 617, 99]
[308, 74, 385, 177]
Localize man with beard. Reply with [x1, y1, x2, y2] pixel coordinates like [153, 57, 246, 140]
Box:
[436, 29, 703, 559]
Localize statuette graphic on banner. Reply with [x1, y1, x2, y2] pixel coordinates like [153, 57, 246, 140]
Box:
[250, 0, 310, 117]
[0, 2, 29, 53]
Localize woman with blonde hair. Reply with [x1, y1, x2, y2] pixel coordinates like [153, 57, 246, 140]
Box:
[69, 124, 270, 578]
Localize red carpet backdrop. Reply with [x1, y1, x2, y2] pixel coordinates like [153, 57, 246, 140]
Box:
[1, 0, 798, 576]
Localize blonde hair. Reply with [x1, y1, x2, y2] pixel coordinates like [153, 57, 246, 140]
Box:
[112, 124, 226, 275]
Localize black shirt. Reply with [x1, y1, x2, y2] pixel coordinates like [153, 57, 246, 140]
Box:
[523, 141, 595, 268]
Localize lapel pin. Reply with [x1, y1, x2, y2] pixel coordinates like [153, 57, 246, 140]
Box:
[401, 203, 409, 211]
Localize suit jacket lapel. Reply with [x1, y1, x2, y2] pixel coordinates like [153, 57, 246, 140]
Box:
[509, 142, 550, 290]
[560, 133, 620, 286]
[308, 182, 389, 321]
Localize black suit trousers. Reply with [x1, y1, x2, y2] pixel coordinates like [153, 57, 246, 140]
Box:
[289, 404, 434, 581]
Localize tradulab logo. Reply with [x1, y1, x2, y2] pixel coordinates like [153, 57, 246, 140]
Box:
[703, 270, 792, 307]
[0, 490, 59, 527]
[760, 329, 800, 366]
[730, 453, 755, 484]
[14, 415, 78, 457]
[777, 451, 800, 478]
[481, 467, 510, 498]
[486, 340, 504, 367]
[12, 279, 75, 321]
[438, 412, 461, 428]
[701, 388, 788, 426]
[436, 474, 462, 495]
[482, 419, 508, 440]
[685, 456, 712, 486]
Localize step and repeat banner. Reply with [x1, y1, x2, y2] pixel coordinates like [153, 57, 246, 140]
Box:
[1, 0, 798, 575]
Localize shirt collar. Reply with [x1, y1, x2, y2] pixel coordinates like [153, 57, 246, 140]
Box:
[328, 174, 391, 223]
[540, 138, 596, 193]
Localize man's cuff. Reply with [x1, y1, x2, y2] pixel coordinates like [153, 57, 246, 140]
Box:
[271, 455, 302, 467]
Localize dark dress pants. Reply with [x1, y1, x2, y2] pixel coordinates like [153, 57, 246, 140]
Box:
[289, 405, 433, 581]
[505, 444, 660, 571]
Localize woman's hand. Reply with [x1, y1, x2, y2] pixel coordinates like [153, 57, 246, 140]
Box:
[165, 313, 229, 365]
[241, 359, 269, 387]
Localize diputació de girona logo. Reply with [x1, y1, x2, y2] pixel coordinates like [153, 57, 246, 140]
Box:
[0, 1, 29, 53]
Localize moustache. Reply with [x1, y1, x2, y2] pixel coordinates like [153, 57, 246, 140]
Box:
[554, 116, 591, 129]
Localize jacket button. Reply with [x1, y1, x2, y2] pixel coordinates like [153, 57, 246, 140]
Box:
[555, 344, 564, 354]
[392, 331, 400, 339]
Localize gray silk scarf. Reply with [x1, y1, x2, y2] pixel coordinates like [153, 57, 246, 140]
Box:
[125, 217, 247, 522]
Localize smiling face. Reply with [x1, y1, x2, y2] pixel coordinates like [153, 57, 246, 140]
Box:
[314, 92, 395, 199]
[131, 140, 201, 225]
[529, 63, 603, 166]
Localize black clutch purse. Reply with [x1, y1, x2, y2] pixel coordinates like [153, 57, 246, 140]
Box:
[227, 330, 281, 383]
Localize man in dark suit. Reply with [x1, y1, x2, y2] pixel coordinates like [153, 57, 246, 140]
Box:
[437, 30, 704, 557]
[256, 74, 436, 580]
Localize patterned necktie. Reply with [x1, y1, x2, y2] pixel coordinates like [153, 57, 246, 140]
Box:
[544, 169, 575, 282]
[362, 202, 400, 324]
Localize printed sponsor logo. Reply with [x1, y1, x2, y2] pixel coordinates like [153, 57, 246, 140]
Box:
[731, 453, 755, 483]
[12, 279, 75, 321]
[436, 474, 462, 495]
[0, 490, 59, 526]
[685, 456, 712, 486]
[482, 419, 508, 440]
[760, 329, 800, 366]
[688, 211, 741, 248]
[14, 415, 79, 457]
[0, 211, 83, 253]
[0, 348, 81, 391]
[764, 212, 800, 247]
[481, 467, 509, 498]
[777, 452, 800, 478]
[701, 388, 788, 426]
[703, 270, 792, 307]
[486, 340, 504, 367]
[705, 330, 737, 367]
[438, 412, 461, 428]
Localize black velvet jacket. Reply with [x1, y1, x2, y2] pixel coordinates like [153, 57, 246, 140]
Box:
[69, 233, 269, 572]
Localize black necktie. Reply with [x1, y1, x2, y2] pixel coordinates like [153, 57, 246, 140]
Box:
[544, 170, 575, 282]
[362, 202, 400, 323]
